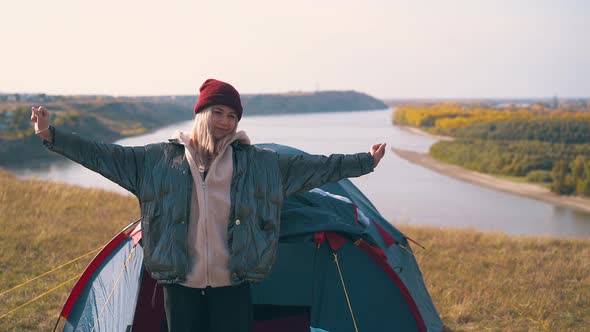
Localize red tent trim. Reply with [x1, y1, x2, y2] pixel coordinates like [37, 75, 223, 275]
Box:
[373, 219, 397, 247]
[130, 224, 142, 245]
[60, 229, 133, 319]
[326, 231, 348, 251]
[314, 232, 326, 247]
[356, 239, 427, 332]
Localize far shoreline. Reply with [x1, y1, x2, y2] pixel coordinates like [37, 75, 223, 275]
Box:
[392, 147, 590, 213]
[396, 125, 455, 141]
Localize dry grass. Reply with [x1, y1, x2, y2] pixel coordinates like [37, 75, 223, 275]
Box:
[0, 170, 138, 331]
[399, 225, 590, 331]
[1, 170, 589, 331]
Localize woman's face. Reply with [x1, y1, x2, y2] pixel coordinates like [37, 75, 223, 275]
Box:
[210, 105, 238, 140]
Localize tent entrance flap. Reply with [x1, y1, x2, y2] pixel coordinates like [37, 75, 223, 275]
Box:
[252, 243, 316, 306]
[253, 305, 310, 332]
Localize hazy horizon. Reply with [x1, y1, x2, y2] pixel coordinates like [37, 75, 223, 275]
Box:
[2, 91, 588, 101]
[1, 0, 588, 99]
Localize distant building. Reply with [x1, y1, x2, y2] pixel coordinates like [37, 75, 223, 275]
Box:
[496, 103, 531, 108]
[552, 95, 559, 109]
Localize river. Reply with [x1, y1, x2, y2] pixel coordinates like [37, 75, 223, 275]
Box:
[13, 109, 590, 238]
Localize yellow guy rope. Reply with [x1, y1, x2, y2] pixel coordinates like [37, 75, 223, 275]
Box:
[0, 273, 82, 320]
[332, 252, 359, 332]
[90, 245, 137, 332]
[0, 245, 104, 298]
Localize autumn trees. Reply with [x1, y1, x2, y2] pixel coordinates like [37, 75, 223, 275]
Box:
[394, 104, 590, 197]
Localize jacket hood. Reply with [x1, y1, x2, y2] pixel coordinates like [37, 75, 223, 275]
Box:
[169, 130, 251, 146]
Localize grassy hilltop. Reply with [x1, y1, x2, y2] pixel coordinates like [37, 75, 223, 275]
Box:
[0, 171, 588, 331]
[0, 170, 139, 331]
[402, 226, 590, 331]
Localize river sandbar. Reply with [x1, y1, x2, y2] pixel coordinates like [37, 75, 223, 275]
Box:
[392, 147, 590, 213]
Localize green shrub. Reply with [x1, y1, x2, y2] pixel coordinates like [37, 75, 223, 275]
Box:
[526, 170, 553, 183]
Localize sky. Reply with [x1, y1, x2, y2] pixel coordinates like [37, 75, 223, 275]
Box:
[1, 0, 589, 99]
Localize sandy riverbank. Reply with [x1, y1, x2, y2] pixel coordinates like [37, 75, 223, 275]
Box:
[397, 125, 455, 141]
[392, 147, 590, 213]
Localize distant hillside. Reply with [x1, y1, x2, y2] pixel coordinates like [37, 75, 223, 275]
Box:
[0, 101, 192, 167]
[128, 91, 388, 115]
[242, 91, 387, 115]
[0, 90, 386, 167]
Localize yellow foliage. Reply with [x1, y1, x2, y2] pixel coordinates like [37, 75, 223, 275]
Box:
[393, 104, 590, 130]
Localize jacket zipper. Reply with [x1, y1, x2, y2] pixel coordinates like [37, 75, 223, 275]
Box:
[202, 179, 210, 285]
[184, 169, 192, 279]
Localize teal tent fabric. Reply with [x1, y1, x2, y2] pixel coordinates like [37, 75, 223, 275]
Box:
[252, 144, 443, 332]
[63, 239, 144, 331]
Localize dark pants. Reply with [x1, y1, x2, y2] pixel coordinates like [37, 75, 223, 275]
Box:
[163, 283, 253, 332]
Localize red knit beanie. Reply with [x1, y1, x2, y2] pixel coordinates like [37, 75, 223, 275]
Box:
[194, 79, 243, 120]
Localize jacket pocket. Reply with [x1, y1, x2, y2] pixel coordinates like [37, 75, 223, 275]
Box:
[140, 202, 160, 269]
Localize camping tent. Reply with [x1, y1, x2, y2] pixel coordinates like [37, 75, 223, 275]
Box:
[55, 144, 443, 332]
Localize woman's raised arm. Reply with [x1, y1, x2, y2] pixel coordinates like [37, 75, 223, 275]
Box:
[30, 105, 148, 196]
[278, 143, 386, 197]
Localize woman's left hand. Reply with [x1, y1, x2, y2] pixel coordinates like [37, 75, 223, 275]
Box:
[370, 143, 386, 168]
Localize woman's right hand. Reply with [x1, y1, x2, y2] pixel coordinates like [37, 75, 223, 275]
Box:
[31, 106, 52, 142]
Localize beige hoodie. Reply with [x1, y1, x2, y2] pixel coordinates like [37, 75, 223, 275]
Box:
[173, 130, 251, 288]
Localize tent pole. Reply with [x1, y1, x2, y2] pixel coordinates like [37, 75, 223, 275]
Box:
[52, 316, 61, 332]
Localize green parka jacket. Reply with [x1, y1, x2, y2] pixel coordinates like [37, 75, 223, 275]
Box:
[44, 126, 375, 284]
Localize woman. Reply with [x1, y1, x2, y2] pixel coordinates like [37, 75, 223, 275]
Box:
[31, 78, 386, 332]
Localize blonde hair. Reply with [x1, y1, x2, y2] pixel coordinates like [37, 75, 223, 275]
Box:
[190, 106, 237, 173]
